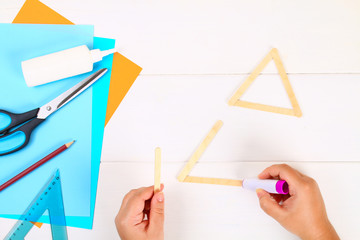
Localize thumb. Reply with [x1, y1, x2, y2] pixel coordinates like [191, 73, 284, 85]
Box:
[256, 189, 284, 221]
[149, 192, 165, 231]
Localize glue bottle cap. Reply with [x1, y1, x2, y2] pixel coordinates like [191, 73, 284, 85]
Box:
[90, 48, 117, 63]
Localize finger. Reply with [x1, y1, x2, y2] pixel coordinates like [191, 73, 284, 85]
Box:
[256, 189, 285, 221]
[134, 186, 156, 200]
[271, 193, 290, 204]
[125, 186, 155, 215]
[120, 186, 153, 211]
[283, 193, 290, 202]
[271, 194, 284, 204]
[148, 192, 165, 234]
[258, 164, 302, 187]
[145, 184, 164, 217]
[119, 189, 136, 212]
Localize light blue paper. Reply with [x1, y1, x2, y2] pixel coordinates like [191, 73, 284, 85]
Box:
[65, 37, 115, 229]
[0, 25, 115, 229]
[0, 24, 94, 219]
[87, 37, 114, 228]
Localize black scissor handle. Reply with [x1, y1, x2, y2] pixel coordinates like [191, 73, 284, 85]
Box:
[0, 117, 45, 156]
[0, 108, 40, 135]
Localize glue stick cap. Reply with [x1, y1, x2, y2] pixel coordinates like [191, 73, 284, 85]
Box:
[275, 180, 289, 194]
[21, 45, 116, 87]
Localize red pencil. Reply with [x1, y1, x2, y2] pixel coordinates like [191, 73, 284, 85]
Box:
[0, 140, 75, 192]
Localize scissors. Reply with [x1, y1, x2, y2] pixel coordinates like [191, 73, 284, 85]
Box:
[0, 68, 108, 156]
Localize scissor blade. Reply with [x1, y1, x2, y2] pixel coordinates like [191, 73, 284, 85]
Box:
[37, 68, 108, 119]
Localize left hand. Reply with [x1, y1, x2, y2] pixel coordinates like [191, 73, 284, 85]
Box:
[115, 185, 165, 240]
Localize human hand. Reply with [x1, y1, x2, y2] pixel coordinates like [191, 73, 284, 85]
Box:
[115, 185, 165, 240]
[256, 164, 339, 240]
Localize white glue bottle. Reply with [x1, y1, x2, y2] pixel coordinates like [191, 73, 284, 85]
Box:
[21, 45, 116, 87]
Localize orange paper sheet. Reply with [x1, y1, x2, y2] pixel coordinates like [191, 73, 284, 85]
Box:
[13, 0, 142, 126]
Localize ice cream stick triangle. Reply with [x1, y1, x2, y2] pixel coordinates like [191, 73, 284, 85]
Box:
[177, 120, 223, 182]
[228, 48, 302, 117]
[177, 120, 243, 187]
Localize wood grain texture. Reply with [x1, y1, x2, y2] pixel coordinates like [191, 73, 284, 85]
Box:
[177, 120, 223, 181]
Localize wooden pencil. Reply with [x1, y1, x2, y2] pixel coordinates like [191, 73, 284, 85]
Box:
[0, 141, 75, 192]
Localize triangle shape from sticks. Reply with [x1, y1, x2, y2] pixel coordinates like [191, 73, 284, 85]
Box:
[177, 120, 243, 187]
[228, 48, 302, 117]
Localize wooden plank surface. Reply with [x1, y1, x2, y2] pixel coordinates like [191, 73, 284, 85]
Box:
[0, 7, 21, 22]
[29, 0, 360, 74]
[102, 74, 360, 162]
[0, 0, 25, 9]
[0, 1, 359, 240]
[0, 162, 358, 239]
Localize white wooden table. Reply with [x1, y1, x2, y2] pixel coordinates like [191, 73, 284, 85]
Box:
[1, 1, 360, 239]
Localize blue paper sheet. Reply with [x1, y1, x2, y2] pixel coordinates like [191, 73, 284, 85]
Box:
[89, 37, 115, 228]
[65, 37, 115, 229]
[0, 24, 94, 219]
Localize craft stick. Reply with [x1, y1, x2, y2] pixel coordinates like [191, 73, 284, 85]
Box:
[271, 49, 302, 117]
[177, 120, 223, 182]
[228, 48, 302, 118]
[228, 50, 273, 106]
[184, 176, 243, 187]
[154, 147, 161, 192]
[233, 100, 295, 116]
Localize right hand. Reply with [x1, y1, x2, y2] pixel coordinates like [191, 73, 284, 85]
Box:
[256, 164, 339, 240]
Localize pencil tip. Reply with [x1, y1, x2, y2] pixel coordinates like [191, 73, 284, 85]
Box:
[66, 140, 75, 148]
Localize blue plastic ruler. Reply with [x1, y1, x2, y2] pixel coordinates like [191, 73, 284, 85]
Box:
[5, 169, 68, 240]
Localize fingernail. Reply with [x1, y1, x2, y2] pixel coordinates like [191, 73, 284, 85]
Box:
[156, 192, 164, 202]
[256, 188, 263, 198]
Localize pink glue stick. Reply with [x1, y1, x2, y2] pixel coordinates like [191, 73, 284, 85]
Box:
[242, 179, 289, 194]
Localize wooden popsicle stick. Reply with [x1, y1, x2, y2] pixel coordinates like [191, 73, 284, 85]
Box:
[233, 100, 295, 116]
[177, 120, 223, 182]
[154, 147, 161, 192]
[228, 50, 273, 106]
[184, 176, 243, 187]
[271, 49, 302, 117]
[228, 48, 302, 118]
